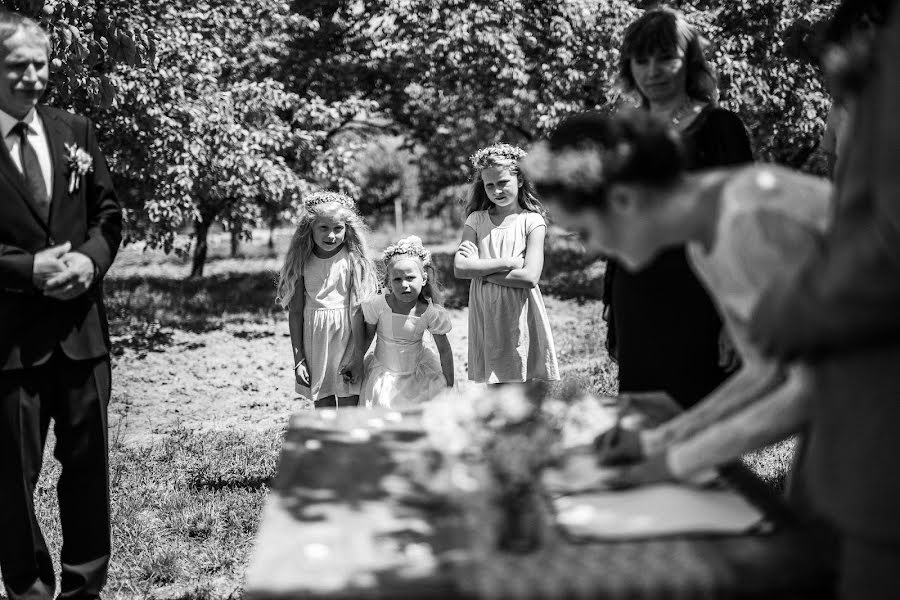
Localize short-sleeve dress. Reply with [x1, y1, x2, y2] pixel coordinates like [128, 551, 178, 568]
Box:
[360, 294, 452, 408]
[465, 210, 560, 383]
[295, 247, 359, 400]
[678, 165, 831, 509]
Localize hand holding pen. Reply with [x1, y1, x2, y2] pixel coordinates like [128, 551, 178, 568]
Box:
[593, 394, 644, 466]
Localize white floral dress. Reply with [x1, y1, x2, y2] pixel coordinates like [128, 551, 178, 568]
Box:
[360, 294, 451, 408]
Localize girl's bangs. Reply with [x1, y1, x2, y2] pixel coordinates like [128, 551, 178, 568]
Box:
[311, 202, 355, 221]
[624, 13, 691, 60]
[481, 156, 520, 173]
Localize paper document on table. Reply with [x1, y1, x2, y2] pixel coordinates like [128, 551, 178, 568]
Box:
[554, 484, 766, 540]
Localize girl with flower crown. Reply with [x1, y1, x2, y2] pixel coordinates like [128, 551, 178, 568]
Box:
[276, 192, 378, 408]
[454, 143, 560, 384]
[359, 236, 454, 408]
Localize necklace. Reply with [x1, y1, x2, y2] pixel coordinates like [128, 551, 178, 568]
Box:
[669, 101, 704, 129]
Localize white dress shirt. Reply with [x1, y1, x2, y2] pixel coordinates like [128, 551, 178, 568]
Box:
[0, 107, 54, 197]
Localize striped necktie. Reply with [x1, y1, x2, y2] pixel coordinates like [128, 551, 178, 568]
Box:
[12, 121, 49, 221]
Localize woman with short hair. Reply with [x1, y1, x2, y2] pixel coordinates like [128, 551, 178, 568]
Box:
[602, 7, 753, 409]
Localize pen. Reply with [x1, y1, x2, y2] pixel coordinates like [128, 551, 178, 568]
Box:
[597, 393, 631, 461]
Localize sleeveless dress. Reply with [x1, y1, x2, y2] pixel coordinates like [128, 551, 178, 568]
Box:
[465, 210, 560, 383]
[360, 294, 452, 408]
[296, 248, 359, 400]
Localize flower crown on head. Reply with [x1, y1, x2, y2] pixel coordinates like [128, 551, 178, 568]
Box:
[522, 140, 632, 192]
[303, 191, 357, 211]
[383, 235, 431, 266]
[469, 142, 527, 171]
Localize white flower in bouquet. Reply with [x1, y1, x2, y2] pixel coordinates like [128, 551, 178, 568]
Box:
[492, 385, 535, 426]
[547, 393, 618, 450]
[422, 387, 481, 457]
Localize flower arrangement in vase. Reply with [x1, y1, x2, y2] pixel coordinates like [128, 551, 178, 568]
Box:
[422, 382, 576, 553]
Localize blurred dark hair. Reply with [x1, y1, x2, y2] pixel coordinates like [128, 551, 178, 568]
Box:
[618, 8, 718, 106]
[784, 0, 896, 65]
[823, 0, 897, 98]
[825, 0, 895, 44]
[533, 110, 686, 211]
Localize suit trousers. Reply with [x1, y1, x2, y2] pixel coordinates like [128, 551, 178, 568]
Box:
[0, 353, 111, 600]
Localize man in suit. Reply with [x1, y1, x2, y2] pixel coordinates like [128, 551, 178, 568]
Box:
[0, 12, 121, 600]
[750, 1, 900, 598]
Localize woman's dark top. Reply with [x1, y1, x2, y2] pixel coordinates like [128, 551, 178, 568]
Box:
[602, 106, 753, 409]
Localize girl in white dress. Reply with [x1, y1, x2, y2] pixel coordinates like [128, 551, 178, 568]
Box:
[360, 236, 454, 408]
[454, 143, 560, 384]
[276, 192, 378, 408]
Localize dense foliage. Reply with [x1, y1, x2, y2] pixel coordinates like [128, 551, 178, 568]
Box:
[358, 0, 837, 197]
[5, 0, 839, 273]
[1, 0, 154, 111]
[679, 0, 839, 167]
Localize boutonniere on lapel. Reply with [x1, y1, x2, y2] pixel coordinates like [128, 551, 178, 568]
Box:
[64, 143, 93, 193]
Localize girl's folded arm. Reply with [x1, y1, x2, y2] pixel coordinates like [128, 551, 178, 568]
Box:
[454, 226, 517, 278]
[485, 225, 545, 289]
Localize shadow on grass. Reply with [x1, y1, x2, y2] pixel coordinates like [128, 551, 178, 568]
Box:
[190, 475, 272, 492]
[105, 270, 282, 348]
[103, 247, 603, 352]
[0, 427, 284, 598]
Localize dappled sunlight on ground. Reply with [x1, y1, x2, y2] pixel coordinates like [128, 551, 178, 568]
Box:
[107, 296, 612, 446]
[104, 231, 612, 445]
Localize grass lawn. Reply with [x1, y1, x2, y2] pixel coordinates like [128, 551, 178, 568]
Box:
[0, 228, 792, 599]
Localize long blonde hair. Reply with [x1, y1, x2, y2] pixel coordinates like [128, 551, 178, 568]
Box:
[276, 202, 378, 308]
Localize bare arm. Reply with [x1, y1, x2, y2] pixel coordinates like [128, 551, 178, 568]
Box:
[454, 226, 520, 279]
[350, 305, 365, 359]
[287, 286, 309, 385]
[339, 305, 366, 383]
[485, 225, 546, 289]
[288, 287, 306, 364]
[641, 359, 787, 455]
[432, 333, 455, 387]
[362, 321, 377, 357]
[665, 365, 811, 478]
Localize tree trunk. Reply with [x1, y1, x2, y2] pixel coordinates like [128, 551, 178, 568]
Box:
[394, 197, 403, 236]
[230, 228, 240, 258]
[190, 219, 211, 279]
[268, 213, 277, 251]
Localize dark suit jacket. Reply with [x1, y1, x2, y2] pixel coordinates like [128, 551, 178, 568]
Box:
[749, 10, 900, 541]
[0, 106, 122, 371]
